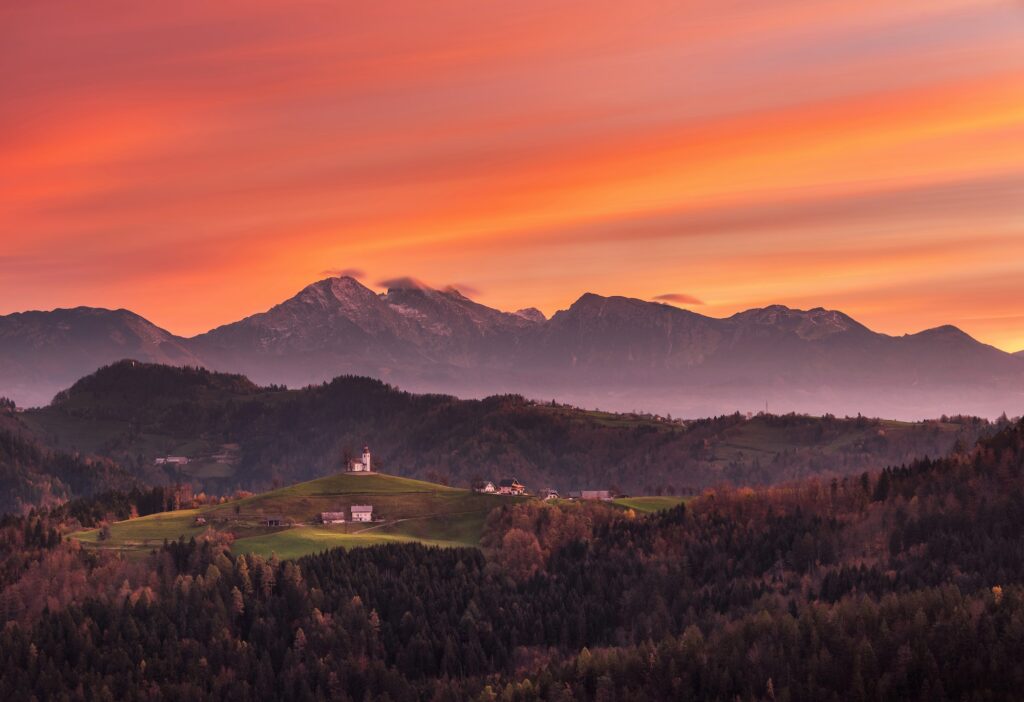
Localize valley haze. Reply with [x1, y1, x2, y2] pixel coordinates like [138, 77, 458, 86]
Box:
[2, 275, 1022, 419]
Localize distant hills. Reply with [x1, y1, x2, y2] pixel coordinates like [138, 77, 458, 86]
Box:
[3, 275, 1023, 418]
[0, 307, 202, 407]
[10, 361, 998, 502]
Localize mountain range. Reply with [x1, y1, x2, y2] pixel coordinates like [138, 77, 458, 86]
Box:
[2, 275, 1023, 418]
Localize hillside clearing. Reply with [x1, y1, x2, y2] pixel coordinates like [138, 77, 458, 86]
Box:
[71, 472, 526, 558]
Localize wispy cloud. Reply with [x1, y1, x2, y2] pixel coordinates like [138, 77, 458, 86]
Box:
[654, 293, 704, 305]
[321, 268, 364, 279]
[1, 0, 1022, 348]
[444, 283, 481, 297]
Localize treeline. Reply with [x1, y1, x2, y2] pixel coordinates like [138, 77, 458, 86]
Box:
[0, 485, 191, 608]
[22, 361, 1001, 497]
[1, 420, 1024, 699]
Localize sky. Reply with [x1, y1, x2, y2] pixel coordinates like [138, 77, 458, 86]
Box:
[2, 1, 1024, 350]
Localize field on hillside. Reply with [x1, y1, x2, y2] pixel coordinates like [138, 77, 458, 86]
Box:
[540, 406, 686, 431]
[704, 416, 963, 466]
[230, 529, 462, 560]
[72, 472, 526, 558]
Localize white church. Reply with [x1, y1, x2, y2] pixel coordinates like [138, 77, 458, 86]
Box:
[348, 446, 373, 473]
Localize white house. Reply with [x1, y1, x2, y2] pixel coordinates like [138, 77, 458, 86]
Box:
[474, 481, 496, 494]
[351, 505, 373, 522]
[541, 488, 559, 500]
[320, 512, 346, 524]
[349, 446, 373, 472]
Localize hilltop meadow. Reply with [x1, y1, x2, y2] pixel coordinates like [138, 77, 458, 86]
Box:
[71, 472, 533, 559]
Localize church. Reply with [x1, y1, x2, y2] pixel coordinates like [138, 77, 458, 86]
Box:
[349, 446, 373, 472]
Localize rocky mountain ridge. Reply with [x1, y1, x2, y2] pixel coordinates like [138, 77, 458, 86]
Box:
[2, 276, 1022, 418]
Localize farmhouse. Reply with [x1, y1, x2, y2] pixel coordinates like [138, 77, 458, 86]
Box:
[473, 481, 496, 494]
[263, 515, 284, 527]
[541, 488, 559, 500]
[320, 512, 346, 524]
[154, 456, 189, 465]
[349, 446, 373, 473]
[351, 505, 374, 522]
[498, 478, 526, 496]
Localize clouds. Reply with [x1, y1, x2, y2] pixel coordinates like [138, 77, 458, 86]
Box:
[1, 0, 1022, 348]
[444, 283, 481, 297]
[374, 276, 481, 297]
[376, 276, 429, 291]
[654, 293, 704, 306]
[321, 268, 365, 280]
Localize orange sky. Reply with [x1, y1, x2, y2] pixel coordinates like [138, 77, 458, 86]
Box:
[2, 0, 1024, 350]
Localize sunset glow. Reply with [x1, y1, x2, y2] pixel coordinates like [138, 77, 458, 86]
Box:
[3, 1, 1024, 349]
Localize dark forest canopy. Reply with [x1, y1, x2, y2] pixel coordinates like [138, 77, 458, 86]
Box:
[2, 419, 1024, 699]
[11, 361, 1007, 501]
[0, 420, 135, 515]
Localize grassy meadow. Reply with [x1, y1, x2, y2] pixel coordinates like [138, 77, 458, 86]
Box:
[72, 472, 525, 558]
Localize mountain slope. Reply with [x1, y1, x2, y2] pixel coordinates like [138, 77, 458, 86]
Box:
[0, 307, 200, 407]
[2, 277, 1023, 418]
[190, 276, 542, 389]
[189, 278, 1024, 418]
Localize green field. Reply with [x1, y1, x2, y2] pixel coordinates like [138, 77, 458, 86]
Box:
[230, 527, 462, 560]
[72, 472, 525, 558]
[613, 496, 689, 513]
[74, 508, 208, 547]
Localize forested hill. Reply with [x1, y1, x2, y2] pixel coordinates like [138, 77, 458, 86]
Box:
[2, 418, 1024, 698]
[14, 360, 1003, 499]
[0, 403, 134, 514]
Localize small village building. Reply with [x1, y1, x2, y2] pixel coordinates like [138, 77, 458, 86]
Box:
[351, 505, 374, 522]
[498, 478, 526, 496]
[580, 490, 613, 501]
[541, 488, 559, 500]
[474, 481, 496, 494]
[155, 456, 190, 465]
[320, 512, 346, 524]
[263, 516, 284, 527]
[566, 490, 582, 500]
[349, 446, 373, 472]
